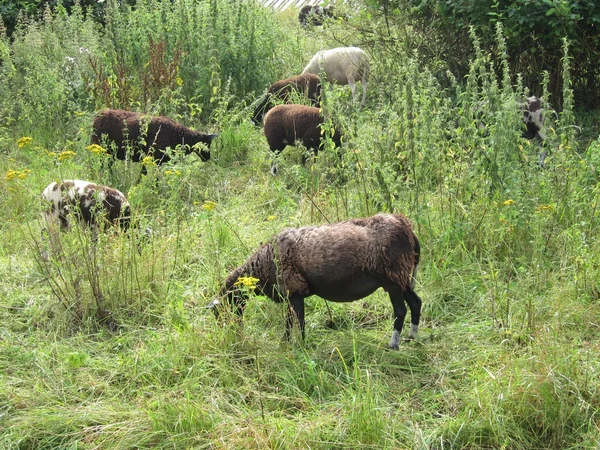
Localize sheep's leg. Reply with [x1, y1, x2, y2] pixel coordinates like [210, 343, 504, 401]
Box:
[360, 77, 367, 108]
[388, 286, 407, 350]
[347, 76, 357, 105]
[403, 289, 422, 340]
[284, 294, 306, 341]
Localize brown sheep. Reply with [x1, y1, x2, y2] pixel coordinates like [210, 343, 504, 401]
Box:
[90, 109, 218, 171]
[252, 73, 321, 124]
[263, 104, 342, 170]
[210, 213, 422, 349]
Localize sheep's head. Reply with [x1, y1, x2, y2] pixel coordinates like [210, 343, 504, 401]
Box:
[208, 292, 247, 326]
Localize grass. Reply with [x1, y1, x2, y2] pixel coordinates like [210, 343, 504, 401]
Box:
[1, 0, 600, 448]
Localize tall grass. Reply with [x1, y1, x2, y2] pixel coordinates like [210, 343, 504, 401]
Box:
[1, 1, 599, 448]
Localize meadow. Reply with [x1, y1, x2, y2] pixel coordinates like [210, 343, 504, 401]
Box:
[1, 0, 599, 448]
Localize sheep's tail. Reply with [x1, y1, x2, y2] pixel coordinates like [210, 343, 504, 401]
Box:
[411, 233, 421, 291]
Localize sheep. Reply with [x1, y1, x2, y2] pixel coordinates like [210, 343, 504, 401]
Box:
[521, 95, 553, 167]
[210, 213, 422, 349]
[252, 73, 321, 124]
[302, 46, 370, 108]
[263, 104, 342, 173]
[522, 96, 545, 141]
[42, 179, 131, 235]
[263, 104, 342, 154]
[90, 109, 218, 173]
[298, 4, 335, 27]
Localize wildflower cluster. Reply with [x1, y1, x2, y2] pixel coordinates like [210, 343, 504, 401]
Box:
[503, 199, 515, 206]
[142, 156, 156, 167]
[201, 201, 217, 211]
[6, 169, 32, 181]
[235, 276, 260, 289]
[535, 204, 555, 214]
[86, 144, 107, 155]
[165, 169, 182, 176]
[57, 150, 76, 162]
[17, 137, 33, 149]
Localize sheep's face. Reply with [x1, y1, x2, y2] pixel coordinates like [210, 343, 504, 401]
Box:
[209, 291, 247, 323]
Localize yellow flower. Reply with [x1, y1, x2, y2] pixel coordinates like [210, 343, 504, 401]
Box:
[58, 150, 76, 162]
[266, 215, 276, 221]
[235, 276, 260, 289]
[201, 201, 217, 211]
[5, 169, 31, 181]
[17, 137, 33, 148]
[86, 144, 107, 155]
[535, 204, 555, 214]
[176, 77, 184, 86]
[142, 156, 156, 166]
[165, 170, 182, 176]
[46, 151, 57, 157]
[503, 199, 515, 206]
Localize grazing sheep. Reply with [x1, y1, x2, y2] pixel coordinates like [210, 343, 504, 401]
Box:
[522, 96, 545, 141]
[298, 4, 335, 27]
[91, 109, 218, 170]
[302, 46, 370, 108]
[42, 179, 130, 234]
[521, 95, 552, 167]
[210, 213, 422, 349]
[252, 73, 321, 124]
[263, 104, 342, 155]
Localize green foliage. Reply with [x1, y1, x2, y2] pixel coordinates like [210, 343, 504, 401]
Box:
[407, 0, 600, 106]
[1, 0, 600, 448]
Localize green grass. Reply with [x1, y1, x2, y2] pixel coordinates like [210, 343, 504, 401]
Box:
[1, 0, 600, 448]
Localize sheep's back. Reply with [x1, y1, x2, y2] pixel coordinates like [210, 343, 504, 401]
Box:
[276, 213, 417, 291]
[264, 104, 322, 149]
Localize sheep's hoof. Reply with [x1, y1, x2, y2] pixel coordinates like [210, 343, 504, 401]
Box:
[388, 343, 399, 350]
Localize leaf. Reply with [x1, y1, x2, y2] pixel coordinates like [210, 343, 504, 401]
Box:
[546, 8, 556, 16]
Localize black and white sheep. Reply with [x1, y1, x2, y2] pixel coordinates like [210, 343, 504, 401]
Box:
[42, 179, 131, 234]
[522, 96, 545, 141]
[210, 213, 422, 349]
[521, 95, 552, 166]
[298, 4, 335, 27]
[302, 46, 370, 108]
[263, 104, 342, 155]
[91, 109, 218, 170]
[252, 73, 321, 124]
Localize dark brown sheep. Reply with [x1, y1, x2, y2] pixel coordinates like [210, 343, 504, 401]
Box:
[210, 213, 422, 349]
[252, 73, 321, 124]
[263, 104, 342, 156]
[91, 109, 218, 168]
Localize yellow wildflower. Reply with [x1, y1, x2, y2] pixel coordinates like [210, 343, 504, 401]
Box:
[535, 204, 555, 214]
[202, 201, 217, 211]
[235, 276, 260, 289]
[165, 170, 182, 176]
[86, 144, 107, 155]
[142, 156, 156, 166]
[176, 77, 184, 86]
[503, 199, 515, 206]
[58, 150, 76, 162]
[17, 137, 33, 148]
[266, 215, 276, 221]
[46, 151, 57, 157]
[5, 169, 31, 181]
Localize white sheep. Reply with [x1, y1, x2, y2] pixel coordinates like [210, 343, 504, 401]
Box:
[302, 46, 370, 108]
